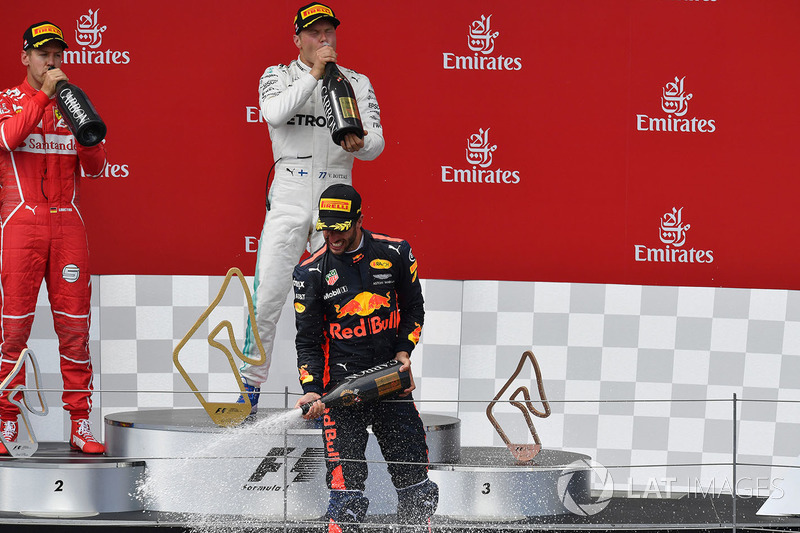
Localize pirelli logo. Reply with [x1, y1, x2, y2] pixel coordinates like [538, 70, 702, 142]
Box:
[33, 24, 63, 38]
[302, 5, 333, 18]
[320, 199, 351, 212]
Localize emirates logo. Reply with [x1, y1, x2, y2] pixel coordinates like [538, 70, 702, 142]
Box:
[661, 76, 692, 117]
[467, 15, 499, 55]
[443, 14, 522, 71]
[659, 207, 690, 247]
[441, 126, 520, 185]
[636, 75, 716, 133]
[75, 9, 107, 49]
[634, 207, 714, 264]
[63, 8, 131, 65]
[465, 128, 497, 168]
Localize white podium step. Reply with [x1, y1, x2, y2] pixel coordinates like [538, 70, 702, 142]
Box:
[103, 408, 589, 521]
[104, 408, 461, 518]
[0, 442, 145, 515]
[2, 409, 592, 523]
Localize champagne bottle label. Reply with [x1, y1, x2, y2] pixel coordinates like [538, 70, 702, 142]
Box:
[330, 388, 358, 407]
[375, 372, 404, 397]
[338, 97, 360, 120]
[55, 80, 107, 147]
[321, 62, 363, 145]
[58, 86, 92, 128]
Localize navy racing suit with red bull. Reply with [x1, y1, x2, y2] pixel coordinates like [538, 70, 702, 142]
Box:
[293, 228, 423, 391]
[293, 228, 437, 529]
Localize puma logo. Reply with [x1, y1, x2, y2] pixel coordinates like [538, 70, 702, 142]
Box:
[25, 205, 37, 215]
[388, 245, 401, 255]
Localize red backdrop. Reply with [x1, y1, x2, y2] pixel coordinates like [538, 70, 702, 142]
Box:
[3, 1, 798, 289]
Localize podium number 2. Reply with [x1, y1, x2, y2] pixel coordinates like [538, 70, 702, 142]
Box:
[55, 480, 64, 492]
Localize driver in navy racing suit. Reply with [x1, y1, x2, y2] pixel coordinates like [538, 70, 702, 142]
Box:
[294, 184, 437, 533]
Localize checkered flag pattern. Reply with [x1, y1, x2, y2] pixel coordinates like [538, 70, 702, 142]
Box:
[21, 276, 800, 494]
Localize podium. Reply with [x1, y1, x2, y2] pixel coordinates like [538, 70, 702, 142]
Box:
[1, 408, 589, 522]
[0, 442, 144, 516]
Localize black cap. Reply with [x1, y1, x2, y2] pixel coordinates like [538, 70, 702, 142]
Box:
[23, 21, 68, 51]
[294, 2, 340, 35]
[316, 184, 361, 231]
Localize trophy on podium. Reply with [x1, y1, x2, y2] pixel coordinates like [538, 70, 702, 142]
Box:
[0, 348, 49, 457]
[485, 350, 551, 462]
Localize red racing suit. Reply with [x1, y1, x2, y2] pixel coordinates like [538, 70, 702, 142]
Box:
[0, 78, 107, 421]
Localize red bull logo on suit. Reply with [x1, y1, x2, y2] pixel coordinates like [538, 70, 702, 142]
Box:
[329, 310, 400, 340]
[334, 292, 391, 318]
[330, 291, 396, 340]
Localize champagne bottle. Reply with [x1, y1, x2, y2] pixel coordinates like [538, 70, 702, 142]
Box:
[299, 359, 410, 415]
[55, 80, 107, 147]
[321, 62, 363, 146]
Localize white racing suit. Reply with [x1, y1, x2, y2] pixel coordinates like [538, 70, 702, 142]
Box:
[240, 56, 384, 385]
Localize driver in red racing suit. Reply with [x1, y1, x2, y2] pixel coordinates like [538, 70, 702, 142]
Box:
[294, 184, 437, 532]
[0, 21, 107, 455]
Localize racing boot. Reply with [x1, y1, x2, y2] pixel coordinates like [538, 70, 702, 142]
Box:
[396, 479, 439, 532]
[326, 490, 369, 533]
[0, 420, 18, 455]
[70, 419, 105, 454]
[236, 377, 260, 415]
